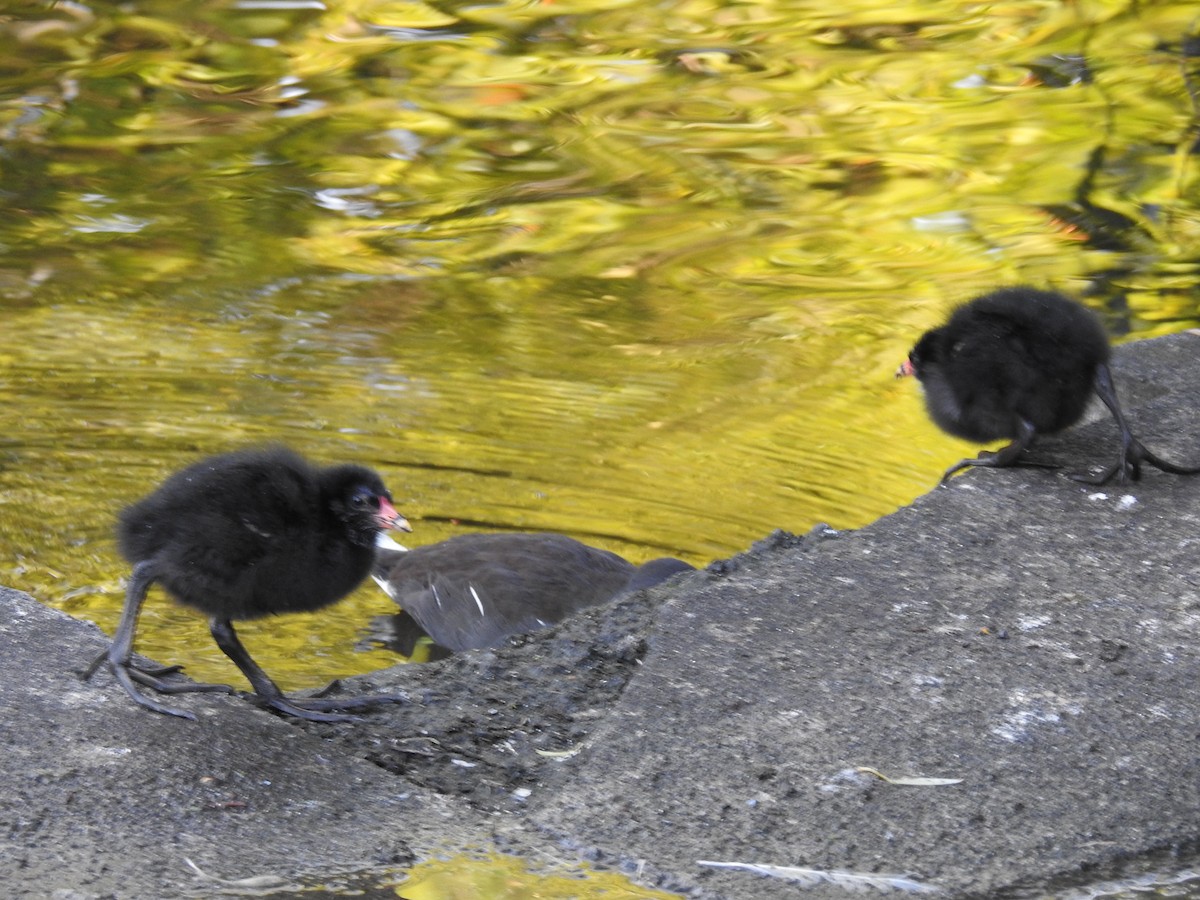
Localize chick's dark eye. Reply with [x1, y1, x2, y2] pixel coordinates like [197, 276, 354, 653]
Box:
[350, 486, 374, 507]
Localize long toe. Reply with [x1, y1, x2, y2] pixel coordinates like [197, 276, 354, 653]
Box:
[119, 661, 235, 696]
[128, 662, 187, 678]
[259, 696, 363, 723]
[288, 691, 410, 712]
[126, 670, 236, 695]
[939, 449, 1006, 484]
[941, 451, 1062, 485]
[1140, 444, 1200, 477]
[109, 662, 198, 720]
[1070, 437, 1200, 485]
[1068, 462, 1126, 485]
[939, 457, 977, 484]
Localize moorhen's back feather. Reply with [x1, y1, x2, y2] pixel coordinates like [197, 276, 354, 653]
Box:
[901, 286, 1200, 484]
[621, 556, 696, 595]
[373, 532, 694, 652]
[87, 446, 410, 721]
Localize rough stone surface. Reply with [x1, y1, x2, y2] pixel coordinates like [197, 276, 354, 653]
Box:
[3, 331, 1200, 899]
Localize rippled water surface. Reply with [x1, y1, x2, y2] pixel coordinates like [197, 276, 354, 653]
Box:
[4, 0, 1200, 896]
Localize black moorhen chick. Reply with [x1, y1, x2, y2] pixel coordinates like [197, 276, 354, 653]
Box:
[898, 286, 1200, 485]
[84, 447, 411, 722]
[371, 532, 694, 653]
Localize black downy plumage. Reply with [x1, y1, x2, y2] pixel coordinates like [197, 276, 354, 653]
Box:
[899, 287, 1200, 484]
[84, 447, 411, 721]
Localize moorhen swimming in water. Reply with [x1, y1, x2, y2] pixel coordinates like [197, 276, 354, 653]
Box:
[898, 286, 1200, 485]
[83, 447, 411, 721]
[371, 532, 695, 653]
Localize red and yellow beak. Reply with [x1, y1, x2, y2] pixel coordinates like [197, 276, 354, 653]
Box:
[895, 358, 915, 378]
[377, 497, 412, 533]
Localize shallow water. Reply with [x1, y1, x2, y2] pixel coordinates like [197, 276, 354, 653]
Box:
[2, 3, 1200, 893]
[261, 853, 686, 898]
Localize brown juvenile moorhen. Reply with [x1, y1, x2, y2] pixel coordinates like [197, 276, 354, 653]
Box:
[898, 286, 1200, 485]
[84, 447, 411, 721]
[372, 532, 695, 653]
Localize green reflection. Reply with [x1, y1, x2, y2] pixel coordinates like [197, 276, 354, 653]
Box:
[395, 853, 681, 899]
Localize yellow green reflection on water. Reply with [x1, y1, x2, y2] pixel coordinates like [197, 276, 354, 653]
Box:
[1, 0, 1199, 694]
[395, 853, 681, 899]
